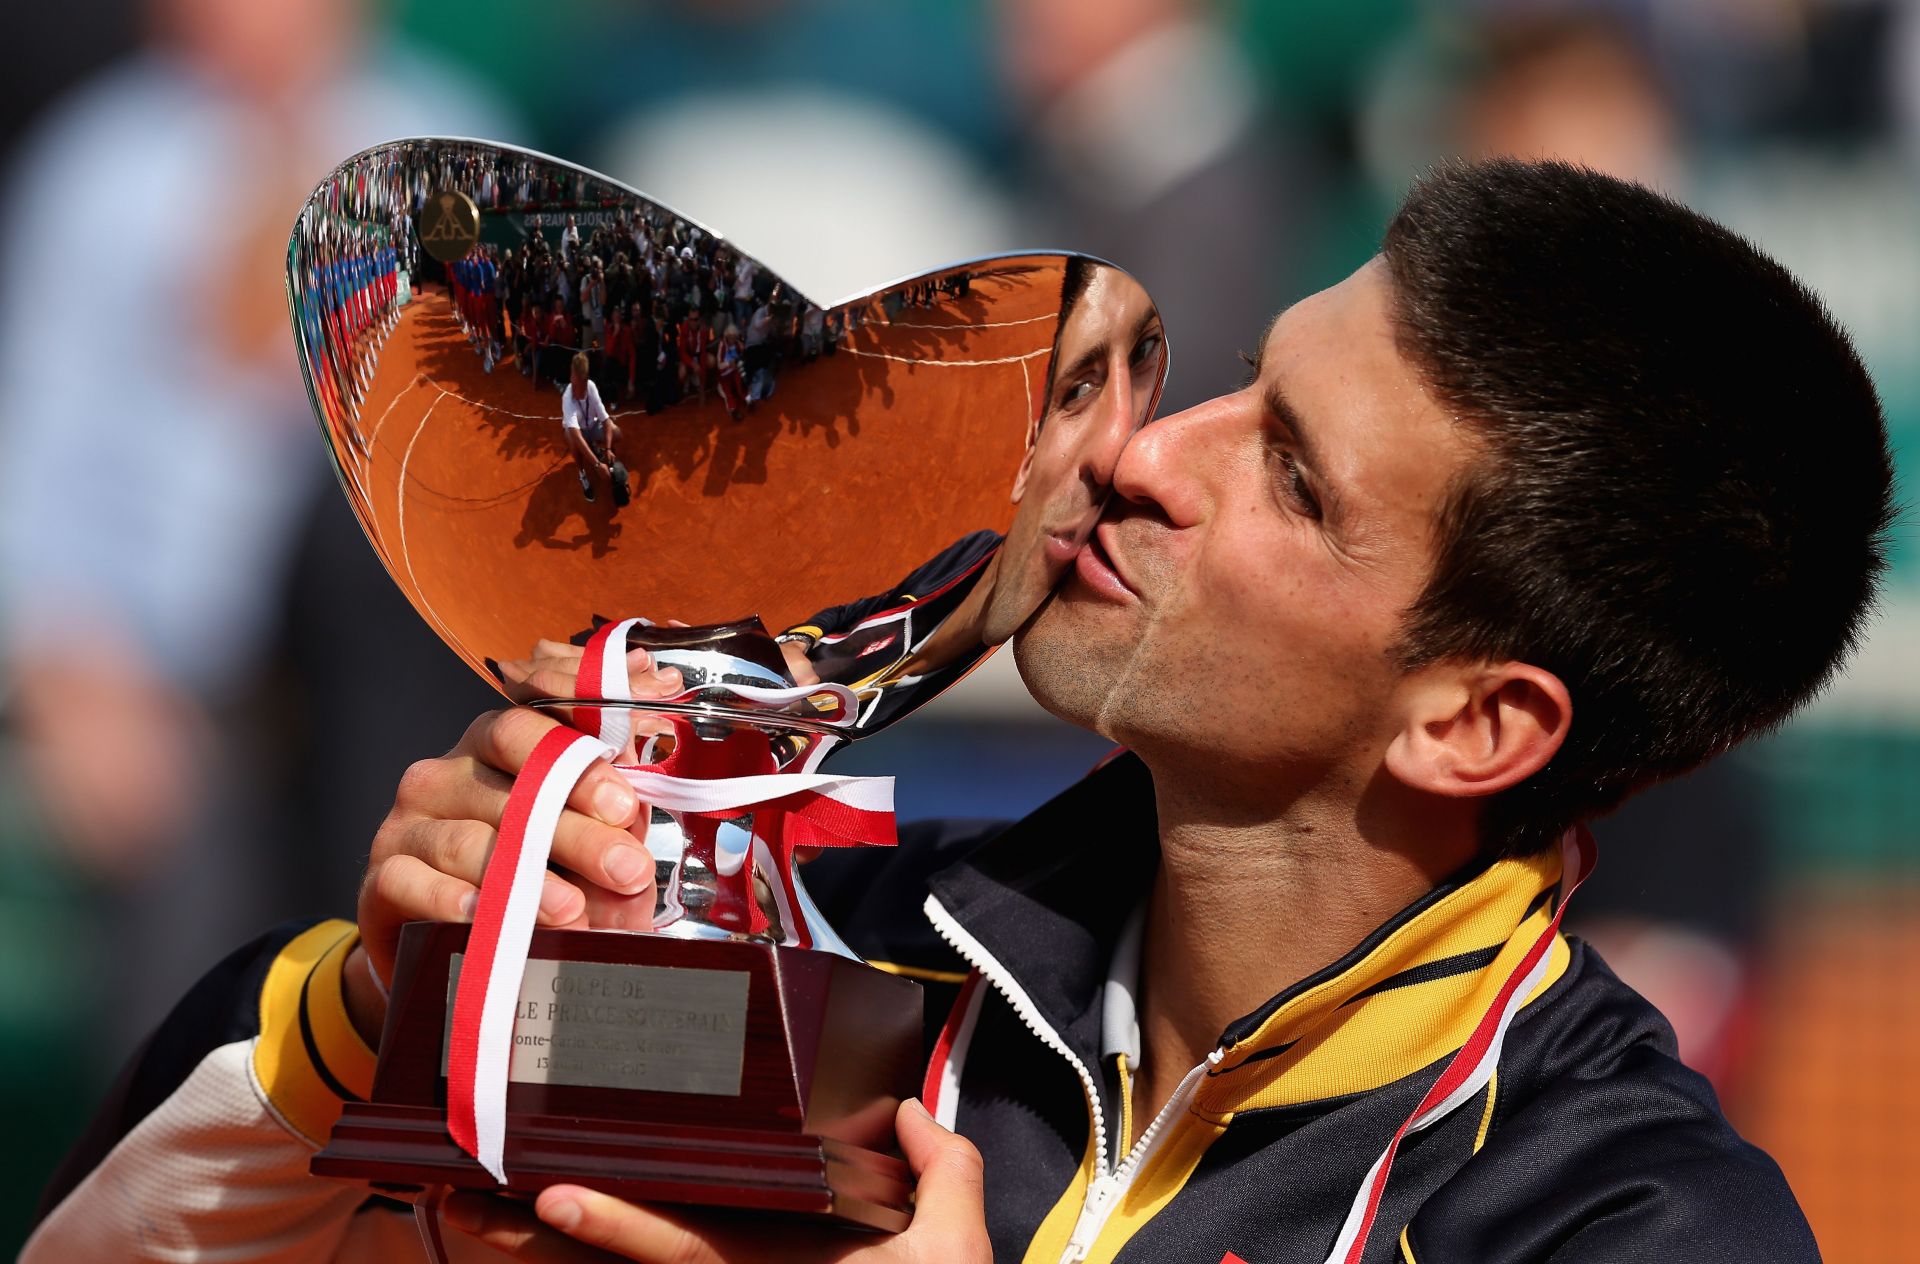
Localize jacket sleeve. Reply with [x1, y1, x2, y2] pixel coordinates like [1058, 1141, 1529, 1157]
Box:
[783, 529, 1001, 643]
[1404, 1041, 1820, 1263]
[23, 920, 392, 1263]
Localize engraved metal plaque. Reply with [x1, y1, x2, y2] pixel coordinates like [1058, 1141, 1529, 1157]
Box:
[446, 955, 751, 1096]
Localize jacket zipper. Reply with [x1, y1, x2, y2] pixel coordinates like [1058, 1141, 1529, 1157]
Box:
[1058, 1048, 1225, 1263]
[924, 895, 1110, 1177]
[922, 893, 1226, 1264]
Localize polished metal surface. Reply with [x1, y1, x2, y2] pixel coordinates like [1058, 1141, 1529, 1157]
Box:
[287, 137, 1168, 734]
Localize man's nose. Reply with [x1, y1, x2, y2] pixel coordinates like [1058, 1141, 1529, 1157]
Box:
[1082, 366, 1143, 489]
[1109, 394, 1228, 524]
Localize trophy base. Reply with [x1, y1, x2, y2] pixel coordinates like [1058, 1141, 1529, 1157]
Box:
[313, 1104, 912, 1230]
[311, 922, 924, 1233]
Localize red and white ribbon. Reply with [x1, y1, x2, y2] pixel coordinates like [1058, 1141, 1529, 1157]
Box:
[571, 617, 649, 754]
[442, 620, 890, 1185]
[445, 724, 608, 1182]
[1320, 825, 1597, 1264]
[618, 720, 892, 944]
[922, 971, 986, 1130]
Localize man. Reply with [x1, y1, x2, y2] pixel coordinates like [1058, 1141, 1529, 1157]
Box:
[26, 162, 1892, 1262]
[560, 352, 624, 506]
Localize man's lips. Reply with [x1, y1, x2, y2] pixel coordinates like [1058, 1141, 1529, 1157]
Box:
[1073, 523, 1136, 601]
[1043, 529, 1081, 566]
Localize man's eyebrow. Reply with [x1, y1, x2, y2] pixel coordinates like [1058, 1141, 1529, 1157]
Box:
[1057, 338, 1112, 391]
[1058, 307, 1162, 385]
[1244, 311, 1285, 375]
[1263, 380, 1321, 469]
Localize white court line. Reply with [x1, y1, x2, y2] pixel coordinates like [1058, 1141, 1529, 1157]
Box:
[369, 373, 432, 448]
[434, 384, 644, 423]
[872, 312, 1057, 331]
[839, 345, 1053, 368]
[396, 391, 462, 656]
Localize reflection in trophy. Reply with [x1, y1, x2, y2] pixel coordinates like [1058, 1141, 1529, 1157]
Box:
[287, 137, 1168, 731]
[780, 257, 1166, 730]
[284, 138, 1169, 1231]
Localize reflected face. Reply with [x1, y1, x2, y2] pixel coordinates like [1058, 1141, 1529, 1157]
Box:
[981, 264, 1166, 644]
[1015, 259, 1470, 793]
[290, 139, 1168, 734]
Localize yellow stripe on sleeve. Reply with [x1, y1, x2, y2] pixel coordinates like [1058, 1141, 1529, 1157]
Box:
[251, 920, 375, 1145]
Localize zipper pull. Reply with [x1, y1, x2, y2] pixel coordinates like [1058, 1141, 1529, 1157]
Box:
[1061, 1175, 1120, 1263]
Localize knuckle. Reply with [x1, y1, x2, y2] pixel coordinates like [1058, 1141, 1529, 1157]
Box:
[937, 1144, 985, 1186]
[494, 705, 551, 753]
[394, 757, 445, 807]
[528, 668, 575, 698]
[451, 819, 496, 869]
[370, 855, 411, 900]
[457, 708, 505, 753]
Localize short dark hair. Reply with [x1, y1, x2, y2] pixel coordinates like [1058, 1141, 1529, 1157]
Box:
[1383, 159, 1896, 858]
[1039, 256, 1102, 418]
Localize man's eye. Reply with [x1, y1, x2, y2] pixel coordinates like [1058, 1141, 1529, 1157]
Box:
[1278, 451, 1322, 520]
[1131, 333, 1164, 368]
[1061, 380, 1096, 407]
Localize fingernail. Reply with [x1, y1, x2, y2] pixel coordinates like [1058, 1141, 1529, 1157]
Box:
[659, 667, 683, 689]
[458, 891, 478, 919]
[540, 1195, 582, 1231]
[605, 844, 647, 888]
[626, 647, 651, 667]
[906, 1097, 932, 1119]
[540, 877, 576, 918]
[593, 779, 637, 824]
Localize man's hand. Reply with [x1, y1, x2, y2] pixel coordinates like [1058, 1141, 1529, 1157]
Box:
[342, 645, 685, 1044]
[779, 637, 822, 687]
[439, 1099, 990, 1264]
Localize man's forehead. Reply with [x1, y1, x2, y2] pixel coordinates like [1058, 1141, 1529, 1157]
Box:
[1061, 268, 1157, 352]
[1256, 259, 1393, 362]
[1251, 262, 1467, 530]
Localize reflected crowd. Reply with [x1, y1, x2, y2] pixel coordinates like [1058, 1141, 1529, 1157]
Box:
[287, 154, 412, 452]
[422, 144, 842, 424]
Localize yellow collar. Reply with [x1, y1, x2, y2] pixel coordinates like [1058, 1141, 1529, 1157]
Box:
[1194, 847, 1570, 1116]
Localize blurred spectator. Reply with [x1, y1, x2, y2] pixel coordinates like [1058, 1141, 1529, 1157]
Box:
[599, 85, 1019, 306]
[994, 0, 1302, 412]
[1454, 11, 1679, 189]
[0, 0, 514, 1059]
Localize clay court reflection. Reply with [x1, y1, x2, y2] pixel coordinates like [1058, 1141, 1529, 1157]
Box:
[288, 139, 1166, 731]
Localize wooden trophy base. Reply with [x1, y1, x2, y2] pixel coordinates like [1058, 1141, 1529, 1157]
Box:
[311, 922, 924, 1231]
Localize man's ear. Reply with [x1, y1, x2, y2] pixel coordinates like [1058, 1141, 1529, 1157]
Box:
[1383, 663, 1571, 799]
[1010, 415, 1041, 504]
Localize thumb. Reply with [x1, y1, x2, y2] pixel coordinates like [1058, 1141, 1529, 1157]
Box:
[896, 1099, 988, 1249]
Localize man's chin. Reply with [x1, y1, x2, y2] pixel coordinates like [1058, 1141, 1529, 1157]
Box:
[1010, 591, 1124, 732]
